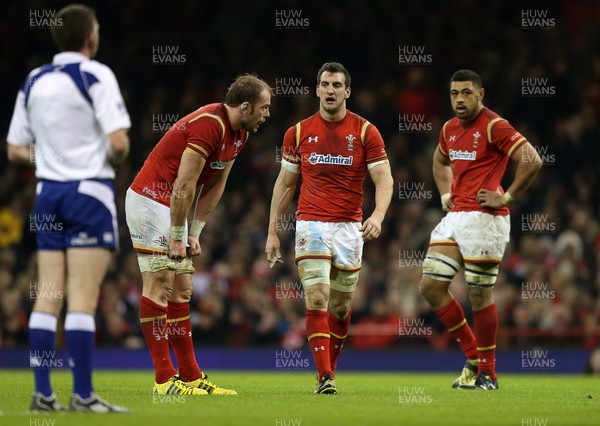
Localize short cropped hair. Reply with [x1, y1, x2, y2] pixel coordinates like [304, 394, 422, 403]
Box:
[450, 69, 482, 88]
[317, 62, 351, 88]
[224, 74, 273, 107]
[51, 4, 97, 52]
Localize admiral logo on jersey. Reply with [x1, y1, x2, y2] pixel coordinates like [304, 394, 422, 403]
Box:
[449, 149, 476, 161]
[308, 152, 353, 166]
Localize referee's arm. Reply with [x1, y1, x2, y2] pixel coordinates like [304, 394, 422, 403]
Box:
[7, 143, 33, 165]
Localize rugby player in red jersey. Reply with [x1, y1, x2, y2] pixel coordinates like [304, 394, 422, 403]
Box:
[126, 74, 272, 396]
[265, 62, 394, 394]
[420, 69, 542, 390]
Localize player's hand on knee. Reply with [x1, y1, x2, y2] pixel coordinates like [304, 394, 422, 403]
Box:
[187, 236, 202, 257]
[168, 239, 186, 262]
[361, 216, 382, 241]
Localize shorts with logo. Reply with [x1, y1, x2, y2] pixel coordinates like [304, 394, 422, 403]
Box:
[295, 220, 363, 271]
[125, 188, 188, 254]
[34, 179, 118, 250]
[429, 211, 510, 263]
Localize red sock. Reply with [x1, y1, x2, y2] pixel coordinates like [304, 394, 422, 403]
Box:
[306, 309, 333, 379]
[327, 310, 350, 373]
[473, 303, 498, 380]
[140, 296, 176, 383]
[435, 299, 478, 360]
[167, 301, 201, 381]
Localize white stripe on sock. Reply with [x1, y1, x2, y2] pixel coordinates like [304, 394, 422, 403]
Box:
[65, 312, 95, 332]
[29, 312, 58, 331]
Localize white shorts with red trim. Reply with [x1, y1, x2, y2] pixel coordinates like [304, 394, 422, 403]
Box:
[429, 211, 510, 263]
[295, 220, 363, 271]
[125, 188, 188, 254]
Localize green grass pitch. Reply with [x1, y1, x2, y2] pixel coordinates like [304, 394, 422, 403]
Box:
[0, 370, 598, 425]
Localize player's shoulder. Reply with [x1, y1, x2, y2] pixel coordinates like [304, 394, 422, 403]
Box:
[289, 112, 319, 135]
[185, 103, 225, 122]
[477, 107, 508, 126]
[184, 103, 227, 134]
[345, 109, 377, 129]
[297, 112, 321, 127]
[442, 116, 460, 132]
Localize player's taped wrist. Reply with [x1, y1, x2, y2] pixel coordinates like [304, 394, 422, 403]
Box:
[440, 193, 450, 206]
[501, 192, 515, 206]
[189, 220, 206, 239]
[170, 225, 185, 241]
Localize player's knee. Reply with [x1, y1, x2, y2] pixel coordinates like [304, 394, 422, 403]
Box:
[172, 287, 192, 303]
[304, 287, 329, 310]
[468, 286, 494, 310]
[329, 299, 351, 319]
[144, 270, 174, 304]
[419, 275, 446, 302]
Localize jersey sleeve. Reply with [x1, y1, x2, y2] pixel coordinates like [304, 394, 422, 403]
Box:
[6, 88, 34, 147]
[489, 119, 527, 158]
[437, 122, 449, 157]
[88, 64, 131, 135]
[185, 115, 225, 158]
[363, 123, 388, 168]
[282, 125, 301, 163]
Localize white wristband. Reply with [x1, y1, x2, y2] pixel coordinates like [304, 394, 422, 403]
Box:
[170, 225, 185, 241]
[501, 192, 515, 206]
[441, 193, 450, 206]
[189, 220, 206, 239]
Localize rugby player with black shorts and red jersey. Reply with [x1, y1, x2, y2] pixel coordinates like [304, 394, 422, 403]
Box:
[420, 69, 542, 390]
[126, 74, 272, 396]
[265, 62, 394, 394]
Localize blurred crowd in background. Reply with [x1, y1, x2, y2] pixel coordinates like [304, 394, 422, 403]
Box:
[1, 1, 599, 358]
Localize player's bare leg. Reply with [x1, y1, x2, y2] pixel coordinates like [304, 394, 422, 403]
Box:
[419, 245, 478, 388]
[29, 251, 66, 412]
[169, 272, 237, 395]
[65, 248, 127, 411]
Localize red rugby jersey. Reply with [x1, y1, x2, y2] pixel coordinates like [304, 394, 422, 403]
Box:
[282, 111, 387, 222]
[438, 107, 527, 215]
[131, 103, 248, 206]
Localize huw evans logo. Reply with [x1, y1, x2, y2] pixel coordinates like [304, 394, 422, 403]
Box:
[521, 10, 556, 29]
[398, 46, 432, 65]
[521, 350, 556, 371]
[275, 78, 310, 97]
[398, 114, 433, 133]
[275, 10, 309, 28]
[521, 78, 556, 97]
[308, 153, 353, 166]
